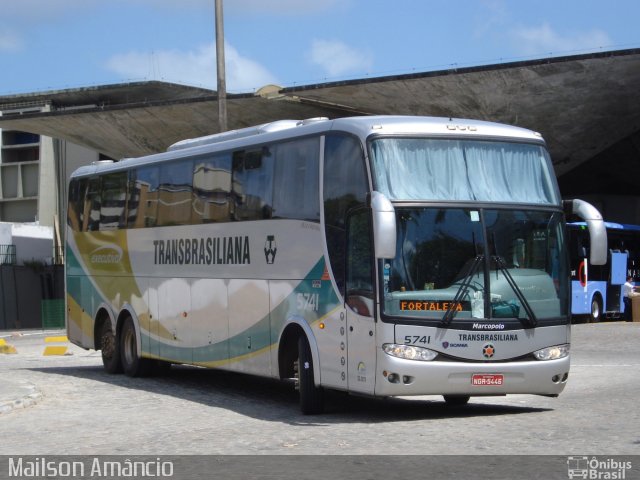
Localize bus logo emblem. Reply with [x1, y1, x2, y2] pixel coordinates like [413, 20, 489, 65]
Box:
[264, 235, 277, 264]
[482, 343, 495, 358]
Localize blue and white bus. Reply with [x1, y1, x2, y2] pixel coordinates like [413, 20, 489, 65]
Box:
[568, 222, 640, 321]
[66, 116, 606, 414]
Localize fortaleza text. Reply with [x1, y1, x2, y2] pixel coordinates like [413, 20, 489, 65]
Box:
[399, 300, 466, 311]
[9, 457, 174, 477]
[153, 236, 250, 265]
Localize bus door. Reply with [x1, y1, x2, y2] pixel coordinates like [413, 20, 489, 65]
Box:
[345, 209, 376, 394]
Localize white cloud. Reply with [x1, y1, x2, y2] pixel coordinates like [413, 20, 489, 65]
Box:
[511, 22, 613, 56]
[308, 39, 373, 78]
[105, 42, 279, 92]
[475, 0, 509, 37]
[0, 29, 23, 52]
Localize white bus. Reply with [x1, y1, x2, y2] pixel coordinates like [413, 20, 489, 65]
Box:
[66, 116, 606, 414]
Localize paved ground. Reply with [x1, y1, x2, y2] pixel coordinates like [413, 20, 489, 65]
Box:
[0, 323, 639, 456]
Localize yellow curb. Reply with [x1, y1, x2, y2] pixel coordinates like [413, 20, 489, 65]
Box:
[45, 336, 69, 343]
[0, 344, 17, 354]
[43, 335, 70, 355]
[0, 339, 6, 346]
[43, 345, 68, 356]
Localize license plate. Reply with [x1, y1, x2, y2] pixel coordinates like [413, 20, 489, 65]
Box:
[471, 374, 504, 386]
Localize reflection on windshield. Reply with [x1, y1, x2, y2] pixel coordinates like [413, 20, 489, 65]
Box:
[382, 208, 568, 323]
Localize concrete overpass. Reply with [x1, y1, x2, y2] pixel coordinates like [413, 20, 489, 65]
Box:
[0, 48, 639, 218]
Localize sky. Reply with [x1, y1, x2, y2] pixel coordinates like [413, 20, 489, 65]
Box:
[0, 0, 638, 96]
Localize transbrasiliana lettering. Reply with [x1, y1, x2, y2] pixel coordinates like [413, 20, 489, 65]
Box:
[153, 236, 250, 265]
[458, 333, 519, 341]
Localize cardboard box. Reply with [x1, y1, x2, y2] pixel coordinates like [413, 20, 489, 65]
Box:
[632, 294, 640, 322]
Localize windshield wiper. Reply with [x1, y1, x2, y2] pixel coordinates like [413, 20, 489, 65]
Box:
[492, 255, 538, 328]
[441, 255, 484, 327]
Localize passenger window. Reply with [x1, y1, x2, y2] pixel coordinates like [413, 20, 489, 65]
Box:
[272, 138, 320, 221]
[158, 160, 194, 226]
[128, 166, 159, 228]
[232, 148, 273, 221]
[192, 153, 232, 223]
[100, 172, 128, 230]
[86, 178, 101, 232]
[67, 178, 87, 232]
[323, 134, 368, 296]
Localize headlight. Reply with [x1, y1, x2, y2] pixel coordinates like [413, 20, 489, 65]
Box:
[382, 343, 437, 361]
[533, 344, 570, 361]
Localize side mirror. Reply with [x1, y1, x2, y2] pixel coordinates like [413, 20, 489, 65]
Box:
[564, 199, 607, 265]
[370, 191, 396, 259]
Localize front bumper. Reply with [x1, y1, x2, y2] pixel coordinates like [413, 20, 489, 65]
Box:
[375, 351, 570, 397]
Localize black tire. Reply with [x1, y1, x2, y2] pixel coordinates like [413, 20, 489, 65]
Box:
[590, 295, 603, 323]
[120, 317, 153, 377]
[443, 395, 470, 406]
[100, 320, 123, 374]
[297, 336, 324, 415]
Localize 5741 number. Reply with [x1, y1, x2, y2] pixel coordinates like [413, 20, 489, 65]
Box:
[403, 335, 430, 345]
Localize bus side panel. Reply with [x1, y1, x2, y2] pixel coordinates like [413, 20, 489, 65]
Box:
[66, 237, 102, 349]
[156, 277, 193, 365]
[191, 278, 229, 367]
[66, 274, 94, 349]
[133, 276, 151, 358]
[571, 280, 606, 315]
[226, 278, 271, 376]
[269, 268, 345, 389]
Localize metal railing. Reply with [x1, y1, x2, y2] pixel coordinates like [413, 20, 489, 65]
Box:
[0, 244, 16, 265]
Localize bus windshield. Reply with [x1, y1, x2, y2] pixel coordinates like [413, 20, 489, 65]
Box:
[381, 208, 569, 323]
[370, 138, 558, 204]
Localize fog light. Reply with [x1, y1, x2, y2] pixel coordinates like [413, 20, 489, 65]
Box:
[387, 373, 400, 384]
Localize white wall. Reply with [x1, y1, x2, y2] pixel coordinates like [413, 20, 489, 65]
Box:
[0, 222, 53, 265]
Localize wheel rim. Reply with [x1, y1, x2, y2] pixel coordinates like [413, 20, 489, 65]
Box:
[592, 300, 601, 319]
[123, 327, 136, 366]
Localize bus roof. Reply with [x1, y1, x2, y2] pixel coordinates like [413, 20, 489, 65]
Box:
[70, 115, 546, 178]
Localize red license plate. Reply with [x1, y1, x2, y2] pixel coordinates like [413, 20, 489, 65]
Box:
[471, 374, 504, 386]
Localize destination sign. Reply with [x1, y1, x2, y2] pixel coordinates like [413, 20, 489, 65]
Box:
[399, 300, 470, 312]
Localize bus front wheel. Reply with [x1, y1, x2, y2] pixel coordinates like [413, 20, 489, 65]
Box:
[590, 295, 603, 323]
[296, 336, 325, 415]
[120, 317, 153, 377]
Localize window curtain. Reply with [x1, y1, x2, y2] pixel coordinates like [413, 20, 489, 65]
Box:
[371, 139, 556, 204]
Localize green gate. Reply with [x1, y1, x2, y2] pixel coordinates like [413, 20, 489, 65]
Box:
[41, 299, 65, 329]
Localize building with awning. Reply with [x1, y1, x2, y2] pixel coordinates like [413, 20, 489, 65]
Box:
[0, 47, 638, 231]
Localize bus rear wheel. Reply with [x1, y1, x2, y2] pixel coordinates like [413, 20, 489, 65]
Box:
[120, 317, 153, 377]
[296, 336, 325, 415]
[100, 320, 122, 374]
[590, 295, 603, 323]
